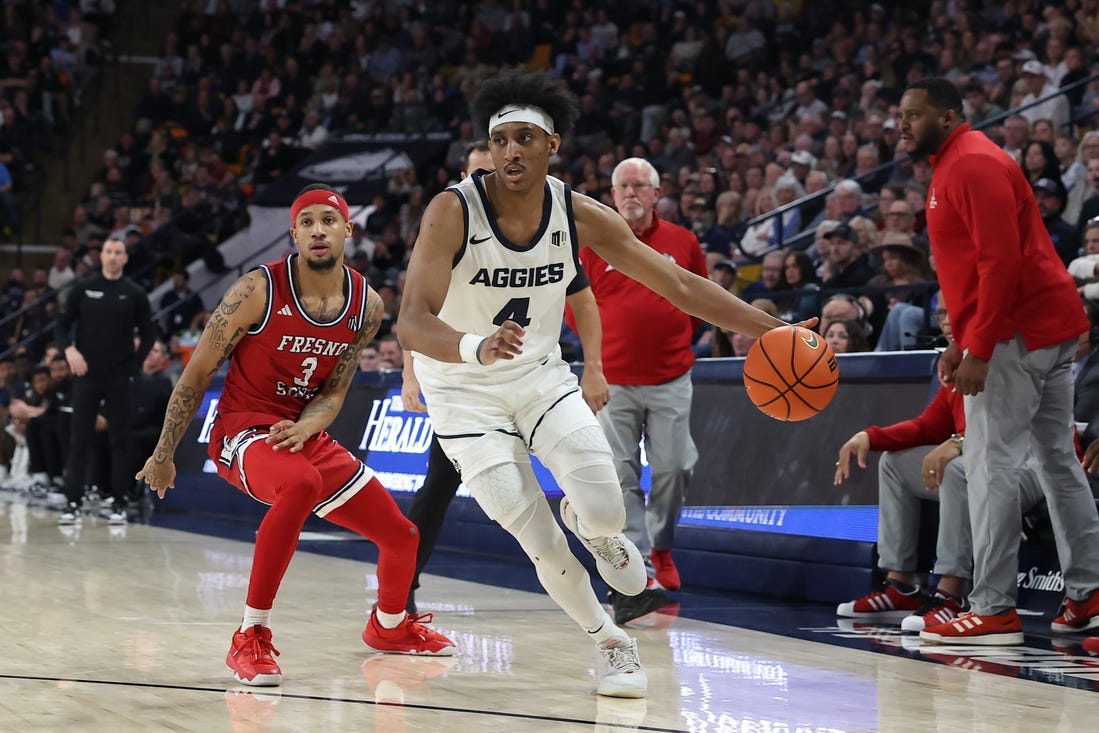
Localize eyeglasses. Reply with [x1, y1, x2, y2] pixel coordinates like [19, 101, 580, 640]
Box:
[933, 309, 948, 319]
[887, 211, 912, 217]
[613, 182, 653, 192]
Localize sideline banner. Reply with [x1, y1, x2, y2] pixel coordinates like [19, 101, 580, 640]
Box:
[174, 352, 939, 543]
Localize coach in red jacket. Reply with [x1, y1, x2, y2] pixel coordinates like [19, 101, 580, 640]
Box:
[899, 77, 1099, 646]
[566, 157, 707, 625]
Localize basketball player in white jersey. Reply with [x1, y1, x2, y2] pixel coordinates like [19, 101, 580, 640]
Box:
[399, 71, 808, 698]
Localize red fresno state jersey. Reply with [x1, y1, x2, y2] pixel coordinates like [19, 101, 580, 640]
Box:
[214, 253, 368, 438]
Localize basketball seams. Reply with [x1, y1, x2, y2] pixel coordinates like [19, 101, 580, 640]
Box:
[757, 337, 795, 390]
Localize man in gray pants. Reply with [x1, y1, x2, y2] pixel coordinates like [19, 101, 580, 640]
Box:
[836, 420, 1044, 633]
[567, 157, 709, 624]
[901, 77, 1099, 645]
[835, 304, 1044, 633]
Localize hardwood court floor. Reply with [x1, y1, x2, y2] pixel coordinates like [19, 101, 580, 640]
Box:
[2, 494, 1099, 732]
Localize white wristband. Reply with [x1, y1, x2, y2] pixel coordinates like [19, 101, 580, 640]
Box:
[458, 333, 487, 364]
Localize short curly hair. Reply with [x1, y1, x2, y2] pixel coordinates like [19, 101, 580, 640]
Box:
[471, 70, 580, 138]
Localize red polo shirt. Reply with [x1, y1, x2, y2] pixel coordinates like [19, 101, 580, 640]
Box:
[566, 212, 708, 385]
[926, 123, 1086, 360]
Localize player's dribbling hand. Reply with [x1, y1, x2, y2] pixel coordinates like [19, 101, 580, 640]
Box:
[834, 431, 870, 485]
[136, 456, 176, 499]
[267, 419, 312, 452]
[478, 320, 524, 365]
[791, 317, 819, 332]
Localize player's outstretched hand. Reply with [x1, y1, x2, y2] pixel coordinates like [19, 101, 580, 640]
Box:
[478, 320, 525, 365]
[136, 456, 176, 499]
[267, 420, 312, 453]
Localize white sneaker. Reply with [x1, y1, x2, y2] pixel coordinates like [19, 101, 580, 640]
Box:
[108, 511, 127, 525]
[58, 510, 81, 526]
[45, 491, 67, 508]
[560, 499, 646, 596]
[596, 637, 647, 698]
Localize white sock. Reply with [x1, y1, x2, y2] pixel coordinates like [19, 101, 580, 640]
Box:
[586, 610, 628, 647]
[375, 608, 406, 629]
[241, 605, 271, 631]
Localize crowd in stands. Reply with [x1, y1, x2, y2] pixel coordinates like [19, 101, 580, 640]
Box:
[0, 0, 112, 240]
[8, 0, 1099, 462]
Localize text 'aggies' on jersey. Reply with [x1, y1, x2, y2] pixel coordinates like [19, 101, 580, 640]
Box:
[411, 171, 588, 381]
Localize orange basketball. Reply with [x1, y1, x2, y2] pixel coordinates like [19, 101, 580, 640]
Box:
[743, 325, 839, 421]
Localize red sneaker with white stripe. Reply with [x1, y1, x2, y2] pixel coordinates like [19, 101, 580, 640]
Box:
[1083, 636, 1099, 655]
[1050, 589, 1099, 633]
[226, 625, 283, 686]
[836, 580, 925, 622]
[362, 610, 456, 656]
[919, 609, 1024, 646]
[900, 591, 968, 633]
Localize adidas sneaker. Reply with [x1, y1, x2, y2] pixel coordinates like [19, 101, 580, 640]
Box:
[901, 591, 967, 633]
[836, 579, 925, 622]
[920, 609, 1024, 646]
[1051, 589, 1099, 633]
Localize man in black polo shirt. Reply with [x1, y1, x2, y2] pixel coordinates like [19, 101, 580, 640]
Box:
[54, 237, 154, 525]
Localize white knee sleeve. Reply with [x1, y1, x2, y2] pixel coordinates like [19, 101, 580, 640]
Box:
[465, 461, 539, 527]
[542, 426, 625, 537]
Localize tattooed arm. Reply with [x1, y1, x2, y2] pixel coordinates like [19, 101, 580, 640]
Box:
[266, 287, 385, 453]
[136, 271, 266, 498]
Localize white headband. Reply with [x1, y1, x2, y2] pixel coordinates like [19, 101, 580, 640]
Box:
[488, 105, 555, 136]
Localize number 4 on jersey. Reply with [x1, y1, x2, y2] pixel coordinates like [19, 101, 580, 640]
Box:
[492, 297, 531, 327]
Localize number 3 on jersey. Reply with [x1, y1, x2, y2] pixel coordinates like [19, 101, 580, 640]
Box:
[492, 297, 531, 327]
[294, 356, 318, 386]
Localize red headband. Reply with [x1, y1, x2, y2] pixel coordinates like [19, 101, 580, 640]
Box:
[290, 189, 350, 225]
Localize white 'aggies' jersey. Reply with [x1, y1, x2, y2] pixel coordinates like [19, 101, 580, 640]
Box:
[413, 171, 588, 384]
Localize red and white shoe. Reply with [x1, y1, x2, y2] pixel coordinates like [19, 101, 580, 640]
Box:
[919, 609, 1024, 646]
[1083, 636, 1099, 655]
[836, 580, 925, 622]
[651, 549, 680, 591]
[1051, 589, 1099, 633]
[900, 591, 967, 633]
[362, 610, 456, 656]
[226, 625, 283, 686]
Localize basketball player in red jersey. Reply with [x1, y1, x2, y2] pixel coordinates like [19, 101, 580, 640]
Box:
[137, 184, 455, 687]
